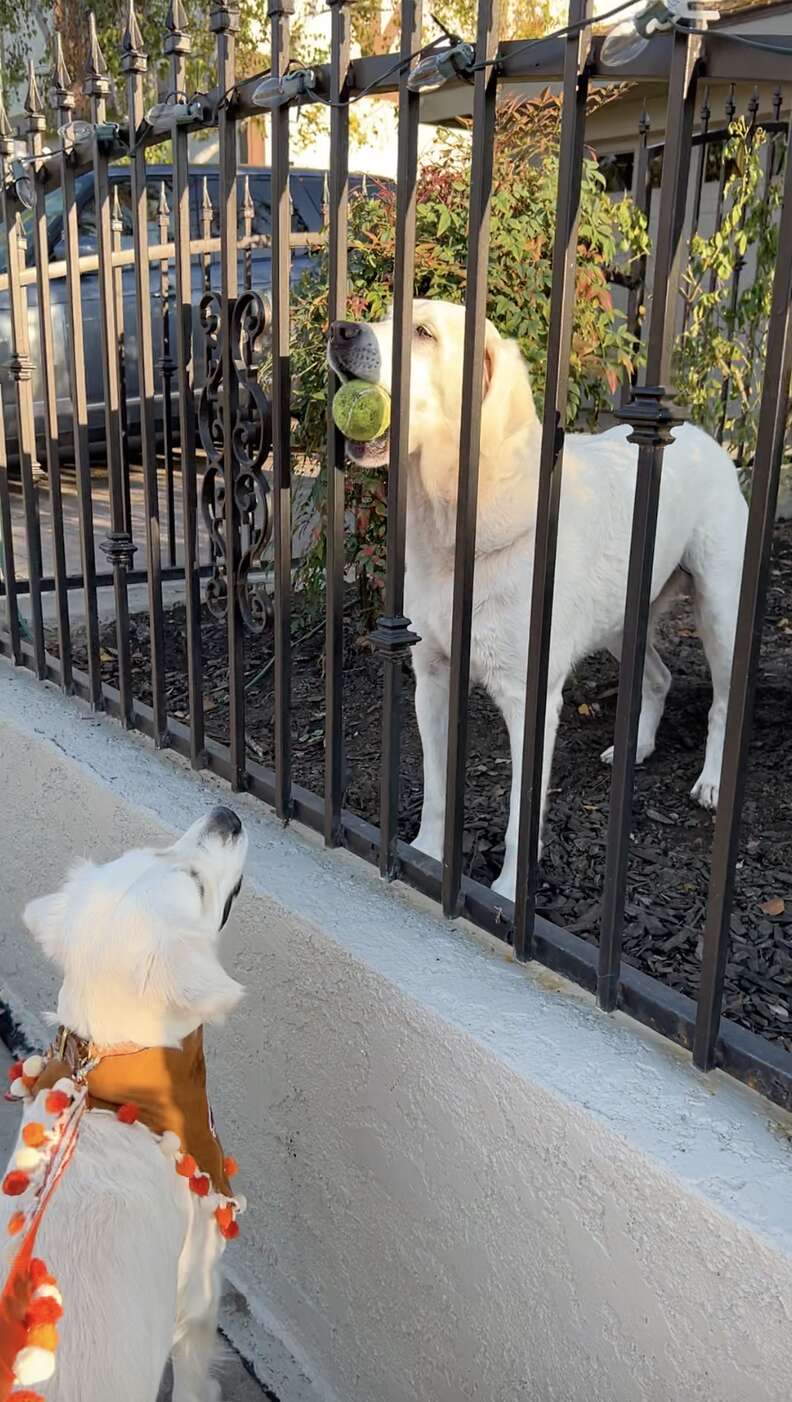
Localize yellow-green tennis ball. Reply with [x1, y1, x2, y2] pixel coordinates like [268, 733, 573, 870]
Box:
[332, 379, 391, 442]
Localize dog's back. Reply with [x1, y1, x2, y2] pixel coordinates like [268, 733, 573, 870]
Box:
[2, 810, 247, 1402]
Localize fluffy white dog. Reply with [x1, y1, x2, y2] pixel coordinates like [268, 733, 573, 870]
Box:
[0, 806, 247, 1402]
[329, 300, 748, 900]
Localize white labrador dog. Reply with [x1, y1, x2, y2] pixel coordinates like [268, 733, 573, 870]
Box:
[329, 300, 748, 900]
[2, 807, 247, 1402]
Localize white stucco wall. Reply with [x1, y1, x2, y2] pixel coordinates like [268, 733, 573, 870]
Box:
[0, 660, 791, 1402]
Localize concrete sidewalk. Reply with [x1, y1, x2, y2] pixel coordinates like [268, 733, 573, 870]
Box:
[0, 1042, 273, 1402]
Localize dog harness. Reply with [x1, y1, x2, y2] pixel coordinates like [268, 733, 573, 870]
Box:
[0, 1027, 243, 1401]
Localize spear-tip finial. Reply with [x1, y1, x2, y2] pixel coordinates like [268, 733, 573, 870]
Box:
[121, 0, 146, 57]
[51, 30, 72, 95]
[166, 0, 189, 33]
[86, 12, 110, 79]
[0, 89, 13, 142]
[25, 59, 45, 117]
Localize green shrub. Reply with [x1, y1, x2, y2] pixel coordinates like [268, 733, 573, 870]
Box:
[673, 117, 786, 478]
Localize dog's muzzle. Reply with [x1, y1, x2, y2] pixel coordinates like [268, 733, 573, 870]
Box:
[328, 320, 382, 384]
[206, 806, 243, 842]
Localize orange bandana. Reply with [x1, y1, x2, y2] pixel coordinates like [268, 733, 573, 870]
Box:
[33, 1028, 232, 1196]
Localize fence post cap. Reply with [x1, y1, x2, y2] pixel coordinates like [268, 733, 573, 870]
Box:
[210, 0, 241, 34]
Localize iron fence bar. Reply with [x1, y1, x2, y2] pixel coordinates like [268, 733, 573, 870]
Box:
[198, 177, 214, 567]
[51, 46, 103, 708]
[200, 172, 215, 572]
[157, 180, 178, 569]
[708, 84, 736, 300]
[201, 176, 214, 308]
[646, 118, 786, 159]
[270, 0, 294, 819]
[768, 86, 784, 184]
[168, 0, 205, 767]
[441, 0, 501, 916]
[212, 0, 246, 789]
[85, 15, 136, 728]
[621, 103, 651, 407]
[690, 88, 711, 240]
[239, 174, 254, 564]
[111, 187, 133, 539]
[25, 61, 72, 692]
[0, 384, 21, 664]
[680, 88, 710, 338]
[2, 562, 214, 596]
[122, 0, 168, 745]
[241, 174, 254, 291]
[734, 92, 787, 479]
[597, 26, 701, 1012]
[512, 0, 593, 963]
[694, 108, 792, 1072]
[370, 0, 422, 877]
[0, 104, 45, 679]
[323, 0, 352, 848]
[718, 89, 760, 443]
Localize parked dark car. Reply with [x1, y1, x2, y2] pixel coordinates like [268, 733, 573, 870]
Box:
[0, 164, 386, 465]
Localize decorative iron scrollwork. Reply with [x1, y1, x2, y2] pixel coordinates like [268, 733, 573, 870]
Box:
[198, 289, 274, 633]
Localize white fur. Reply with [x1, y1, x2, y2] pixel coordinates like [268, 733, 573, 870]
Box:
[2, 809, 248, 1402]
[329, 300, 748, 901]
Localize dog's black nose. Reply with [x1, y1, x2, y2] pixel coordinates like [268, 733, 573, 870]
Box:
[207, 806, 243, 841]
[330, 320, 362, 345]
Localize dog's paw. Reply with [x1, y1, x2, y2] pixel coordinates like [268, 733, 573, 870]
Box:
[601, 742, 652, 768]
[691, 774, 719, 811]
[411, 828, 443, 864]
[491, 870, 516, 904]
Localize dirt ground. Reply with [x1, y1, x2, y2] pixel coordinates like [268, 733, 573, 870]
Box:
[61, 522, 792, 1052]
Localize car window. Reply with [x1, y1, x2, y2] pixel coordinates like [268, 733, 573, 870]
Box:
[293, 173, 324, 233]
[247, 175, 272, 236]
[188, 172, 310, 240]
[53, 176, 174, 253]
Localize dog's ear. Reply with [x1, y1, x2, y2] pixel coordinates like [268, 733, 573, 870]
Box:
[23, 861, 93, 966]
[23, 889, 70, 966]
[137, 931, 244, 1026]
[481, 323, 537, 448]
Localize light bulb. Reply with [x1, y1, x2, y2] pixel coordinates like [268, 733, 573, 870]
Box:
[146, 99, 206, 126]
[407, 42, 475, 94]
[9, 159, 34, 210]
[57, 120, 95, 145]
[57, 119, 120, 148]
[600, 0, 720, 69]
[251, 69, 315, 109]
[601, 15, 658, 66]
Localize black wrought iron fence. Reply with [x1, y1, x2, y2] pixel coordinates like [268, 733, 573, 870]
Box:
[1, 0, 792, 1110]
[617, 82, 789, 432]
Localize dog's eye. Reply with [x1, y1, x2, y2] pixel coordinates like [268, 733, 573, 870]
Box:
[414, 324, 434, 342]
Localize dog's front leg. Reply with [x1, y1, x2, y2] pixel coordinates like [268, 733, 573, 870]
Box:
[172, 1315, 222, 1402]
[172, 1240, 224, 1402]
[412, 648, 451, 863]
[492, 679, 563, 904]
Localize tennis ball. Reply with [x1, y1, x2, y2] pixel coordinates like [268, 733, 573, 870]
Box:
[332, 379, 391, 442]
